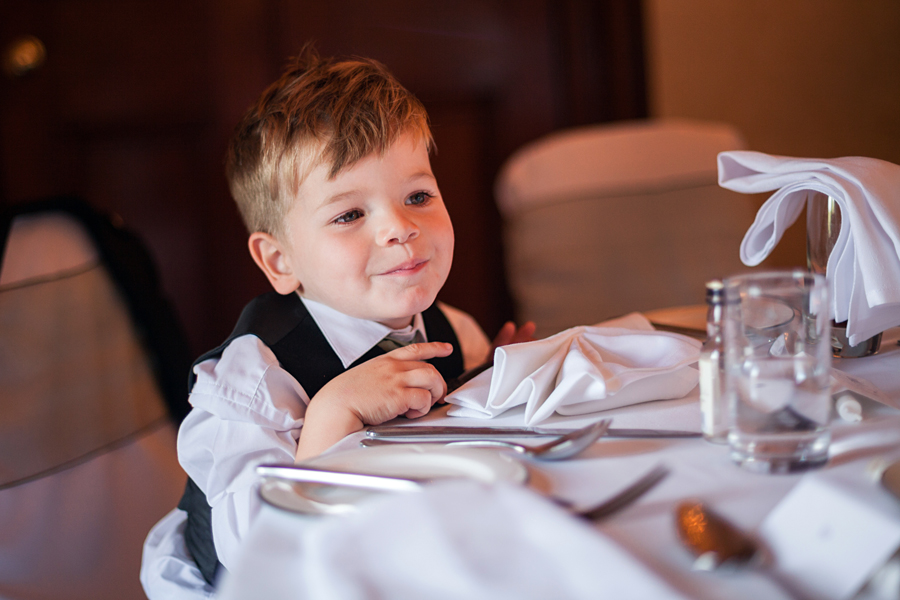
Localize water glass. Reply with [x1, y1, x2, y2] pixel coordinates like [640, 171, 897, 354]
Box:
[723, 270, 832, 473]
[807, 193, 882, 357]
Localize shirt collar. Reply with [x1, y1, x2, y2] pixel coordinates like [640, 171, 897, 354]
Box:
[300, 296, 427, 368]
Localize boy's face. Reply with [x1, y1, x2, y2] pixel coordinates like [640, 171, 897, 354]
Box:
[281, 132, 454, 329]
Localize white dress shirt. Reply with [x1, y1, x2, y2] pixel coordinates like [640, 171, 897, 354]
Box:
[142, 297, 490, 598]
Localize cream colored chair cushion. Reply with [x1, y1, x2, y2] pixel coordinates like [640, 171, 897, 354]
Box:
[498, 119, 755, 337]
[0, 212, 185, 600]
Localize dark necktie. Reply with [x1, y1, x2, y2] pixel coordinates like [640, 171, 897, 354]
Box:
[377, 330, 425, 352]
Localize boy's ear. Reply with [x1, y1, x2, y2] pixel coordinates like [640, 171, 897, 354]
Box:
[247, 232, 301, 295]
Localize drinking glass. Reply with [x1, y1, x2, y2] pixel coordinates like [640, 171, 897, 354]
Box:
[723, 270, 831, 473]
[806, 193, 881, 357]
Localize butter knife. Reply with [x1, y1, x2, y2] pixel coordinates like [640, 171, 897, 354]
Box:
[366, 425, 700, 439]
[256, 464, 425, 493]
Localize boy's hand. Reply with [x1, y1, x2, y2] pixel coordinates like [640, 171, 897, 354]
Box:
[295, 342, 453, 461]
[492, 320, 536, 350]
[336, 341, 453, 422]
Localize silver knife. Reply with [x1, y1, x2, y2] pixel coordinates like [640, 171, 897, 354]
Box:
[256, 464, 425, 493]
[366, 425, 700, 439]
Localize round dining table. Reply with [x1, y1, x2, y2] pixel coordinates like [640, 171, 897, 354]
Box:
[215, 322, 900, 600]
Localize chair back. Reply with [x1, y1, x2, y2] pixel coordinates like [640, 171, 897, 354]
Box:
[497, 119, 755, 337]
[0, 199, 188, 600]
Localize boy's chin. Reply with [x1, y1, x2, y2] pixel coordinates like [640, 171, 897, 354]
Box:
[372, 296, 437, 327]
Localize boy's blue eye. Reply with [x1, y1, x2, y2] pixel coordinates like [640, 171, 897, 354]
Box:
[334, 210, 363, 224]
[407, 192, 432, 206]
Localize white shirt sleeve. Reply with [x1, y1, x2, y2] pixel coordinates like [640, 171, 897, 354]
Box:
[177, 335, 307, 571]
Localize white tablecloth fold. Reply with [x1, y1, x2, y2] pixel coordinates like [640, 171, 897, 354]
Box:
[447, 314, 701, 425]
[216, 480, 689, 600]
[718, 151, 900, 346]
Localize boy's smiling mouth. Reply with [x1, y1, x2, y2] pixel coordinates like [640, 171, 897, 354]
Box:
[379, 258, 428, 276]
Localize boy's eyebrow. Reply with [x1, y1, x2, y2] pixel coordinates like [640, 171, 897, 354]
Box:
[320, 171, 436, 206]
[405, 171, 436, 183]
[321, 189, 361, 207]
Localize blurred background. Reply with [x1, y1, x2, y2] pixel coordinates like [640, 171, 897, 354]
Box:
[2, 0, 898, 357]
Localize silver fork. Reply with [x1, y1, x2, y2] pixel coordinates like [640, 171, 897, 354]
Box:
[258, 461, 668, 520]
[564, 464, 669, 520]
[359, 419, 612, 461]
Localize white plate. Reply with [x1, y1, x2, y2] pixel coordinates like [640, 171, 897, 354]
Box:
[742, 295, 796, 332]
[259, 444, 529, 515]
[643, 298, 795, 335]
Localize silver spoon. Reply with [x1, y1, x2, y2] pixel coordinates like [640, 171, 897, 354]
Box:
[675, 500, 810, 599]
[880, 458, 900, 500]
[359, 419, 612, 461]
[675, 501, 760, 570]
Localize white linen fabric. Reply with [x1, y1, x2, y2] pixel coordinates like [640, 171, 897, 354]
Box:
[447, 313, 701, 425]
[718, 151, 900, 346]
[141, 298, 490, 597]
[211, 333, 900, 600]
[141, 508, 215, 599]
[216, 480, 690, 600]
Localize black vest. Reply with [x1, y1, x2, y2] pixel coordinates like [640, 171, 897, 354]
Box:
[178, 292, 464, 585]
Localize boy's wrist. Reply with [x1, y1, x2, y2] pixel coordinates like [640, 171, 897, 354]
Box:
[308, 396, 363, 437]
[295, 393, 363, 462]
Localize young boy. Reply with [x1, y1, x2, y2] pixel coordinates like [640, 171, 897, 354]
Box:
[141, 50, 533, 595]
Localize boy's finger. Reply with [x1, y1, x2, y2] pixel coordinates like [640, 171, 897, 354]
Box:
[401, 364, 447, 401]
[389, 341, 453, 360]
[512, 321, 537, 344]
[402, 388, 433, 418]
[491, 321, 516, 347]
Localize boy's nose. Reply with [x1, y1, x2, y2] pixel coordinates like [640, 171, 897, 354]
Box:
[377, 210, 419, 246]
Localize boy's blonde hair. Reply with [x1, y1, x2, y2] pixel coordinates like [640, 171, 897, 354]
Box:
[226, 49, 434, 236]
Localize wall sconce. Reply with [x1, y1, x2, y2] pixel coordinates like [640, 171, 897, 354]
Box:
[3, 36, 47, 78]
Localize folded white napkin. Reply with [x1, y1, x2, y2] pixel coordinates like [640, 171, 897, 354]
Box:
[447, 313, 701, 425]
[218, 480, 689, 600]
[718, 151, 900, 346]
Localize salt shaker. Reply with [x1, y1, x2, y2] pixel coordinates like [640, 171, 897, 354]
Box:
[699, 280, 727, 443]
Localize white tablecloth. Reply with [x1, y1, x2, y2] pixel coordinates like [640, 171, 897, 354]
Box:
[216, 328, 900, 600]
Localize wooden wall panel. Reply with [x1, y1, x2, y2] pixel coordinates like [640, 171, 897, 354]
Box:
[427, 99, 509, 326]
[1, 0, 647, 354]
[644, 0, 900, 270]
